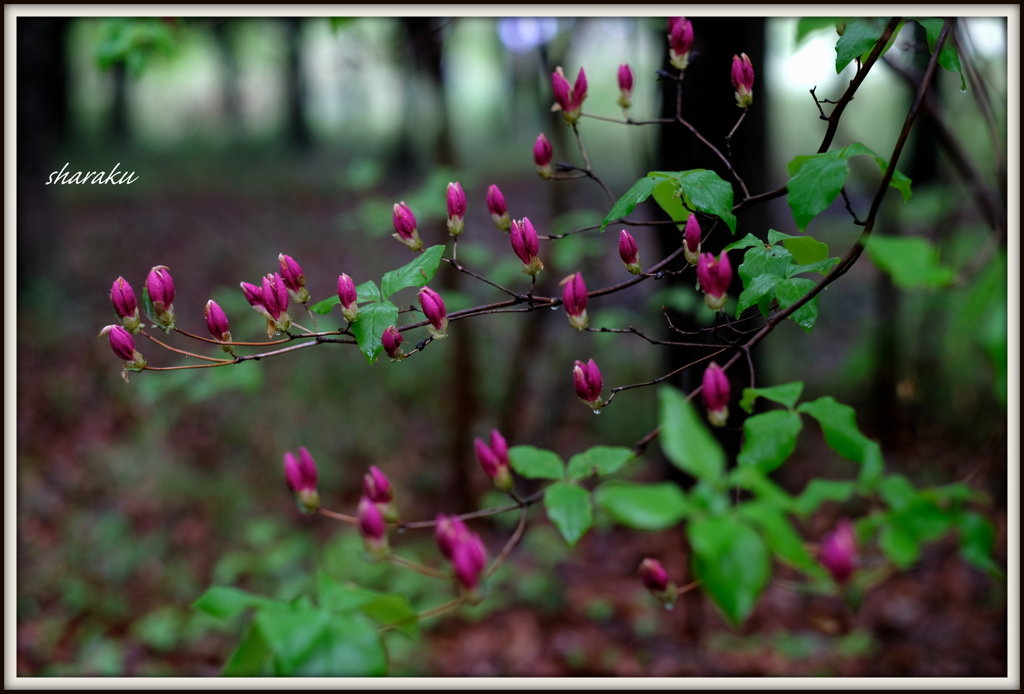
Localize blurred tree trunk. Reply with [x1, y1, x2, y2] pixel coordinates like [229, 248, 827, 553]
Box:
[283, 18, 311, 150]
[110, 61, 129, 142]
[212, 19, 243, 130]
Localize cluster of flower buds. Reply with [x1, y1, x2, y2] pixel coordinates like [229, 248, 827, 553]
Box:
[363, 465, 398, 523]
[204, 300, 234, 353]
[110, 276, 141, 333]
[337, 274, 360, 323]
[562, 272, 588, 330]
[573, 358, 604, 411]
[683, 214, 702, 266]
[435, 514, 488, 597]
[667, 17, 694, 71]
[284, 446, 320, 514]
[474, 429, 513, 494]
[533, 134, 553, 179]
[392, 201, 422, 252]
[240, 272, 292, 336]
[702, 362, 730, 427]
[731, 53, 755, 108]
[618, 230, 642, 275]
[511, 218, 543, 277]
[145, 265, 176, 332]
[419, 287, 449, 340]
[382, 325, 405, 360]
[358, 496, 389, 560]
[278, 254, 309, 304]
[639, 558, 677, 607]
[486, 185, 511, 233]
[99, 324, 147, 382]
[617, 64, 634, 109]
[696, 251, 732, 311]
[551, 66, 588, 125]
[446, 181, 466, 236]
[819, 520, 857, 584]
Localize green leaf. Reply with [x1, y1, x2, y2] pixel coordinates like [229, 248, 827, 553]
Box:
[781, 236, 830, 266]
[739, 381, 804, 414]
[254, 605, 331, 675]
[736, 273, 781, 319]
[350, 301, 399, 363]
[835, 18, 889, 73]
[879, 523, 920, 568]
[593, 481, 689, 530]
[890, 499, 953, 543]
[566, 446, 634, 481]
[289, 613, 387, 676]
[865, 234, 955, 289]
[786, 151, 849, 231]
[676, 169, 737, 234]
[793, 479, 856, 517]
[141, 285, 159, 324]
[727, 466, 795, 511]
[787, 257, 840, 277]
[318, 573, 418, 639]
[957, 512, 1004, 579]
[796, 17, 846, 46]
[651, 179, 689, 230]
[688, 515, 771, 625]
[722, 233, 763, 253]
[221, 624, 271, 677]
[877, 474, 918, 512]
[774, 277, 819, 331]
[309, 295, 340, 315]
[380, 245, 445, 299]
[738, 244, 794, 286]
[737, 410, 803, 473]
[738, 501, 826, 577]
[658, 386, 724, 481]
[797, 397, 884, 487]
[600, 175, 662, 231]
[192, 586, 280, 620]
[916, 18, 966, 91]
[544, 482, 593, 547]
[842, 142, 912, 202]
[508, 445, 564, 480]
[356, 280, 381, 304]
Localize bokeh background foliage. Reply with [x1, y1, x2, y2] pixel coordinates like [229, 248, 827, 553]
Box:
[16, 16, 1008, 676]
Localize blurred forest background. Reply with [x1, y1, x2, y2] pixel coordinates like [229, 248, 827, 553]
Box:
[15, 16, 1009, 676]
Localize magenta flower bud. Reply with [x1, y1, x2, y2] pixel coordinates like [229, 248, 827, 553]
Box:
[204, 299, 232, 344]
[573, 358, 604, 410]
[731, 53, 755, 108]
[363, 465, 393, 504]
[819, 520, 857, 584]
[572, 67, 588, 109]
[435, 513, 469, 561]
[563, 272, 589, 330]
[639, 558, 677, 605]
[145, 265, 176, 330]
[702, 362, 730, 427]
[240, 281, 265, 312]
[552, 66, 587, 124]
[418, 286, 449, 339]
[446, 181, 467, 236]
[684, 214, 702, 265]
[110, 276, 141, 333]
[382, 325, 405, 361]
[451, 533, 488, 591]
[358, 496, 389, 558]
[668, 17, 694, 71]
[618, 230, 642, 275]
[533, 133, 553, 179]
[475, 430, 513, 493]
[262, 273, 292, 330]
[337, 274, 359, 323]
[489, 430, 509, 468]
[392, 201, 423, 251]
[510, 217, 543, 276]
[551, 68, 572, 112]
[617, 64, 634, 109]
[486, 184, 511, 232]
[696, 251, 732, 310]
[284, 447, 319, 513]
[103, 324, 137, 362]
[278, 253, 309, 304]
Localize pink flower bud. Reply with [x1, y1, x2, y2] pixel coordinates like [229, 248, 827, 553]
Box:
[204, 300, 232, 343]
[819, 520, 856, 584]
[489, 429, 509, 468]
[446, 181, 467, 236]
[551, 68, 572, 112]
[278, 253, 309, 304]
[533, 133, 553, 179]
[419, 286, 449, 339]
[563, 272, 589, 330]
[486, 184, 511, 232]
[475, 430, 514, 493]
[684, 214, 702, 264]
[435, 513, 469, 561]
[701, 362, 730, 427]
[363, 465, 393, 504]
[358, 496, 387, 542]
[696, 251, 732, 310]
[552, 66, 587, 124]
[572, 67, 588, 111]
[284, 446, 319, 513]
[337, 274, 359, 323]
[668, 17, 694, 71]
[110, 276, 141, 332]
[731, 53, 755, 108]
[392, 201, 423, 251]
[617, 64, 634, 109]
[262, 273, 290, 322]
[240, 281, 266, 311]
[618, 230, 642, 274]
[146, 265, 175, 312]
[573, 358, 604, 409]
[639, 558, 677, 604]
[510, 217, 541, 266]
[382, 325, 405, 360]
[104, 324, 137, 362]
[451, 533, 488, 591]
